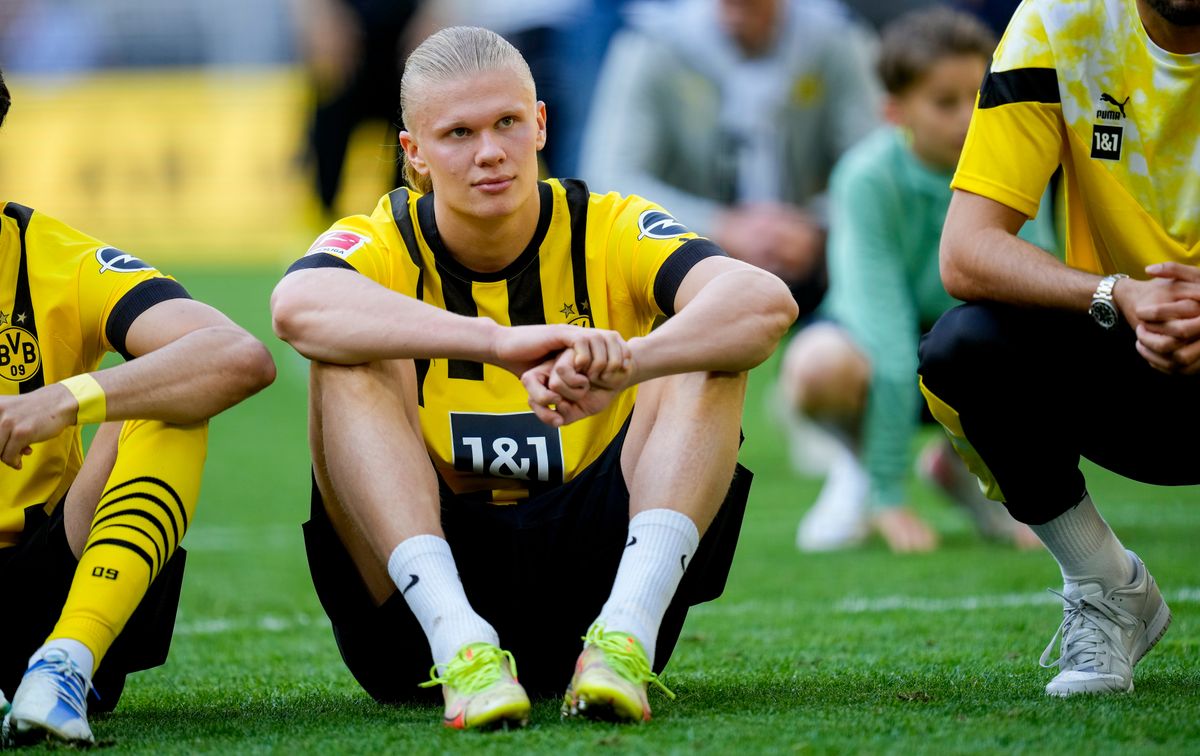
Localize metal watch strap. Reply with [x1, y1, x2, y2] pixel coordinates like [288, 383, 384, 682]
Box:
[1093, 273, 1129, 305]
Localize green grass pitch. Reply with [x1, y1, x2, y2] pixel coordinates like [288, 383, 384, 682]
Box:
[48, 267, 1200, 753]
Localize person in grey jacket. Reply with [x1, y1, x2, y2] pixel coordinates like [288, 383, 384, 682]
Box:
[580, 0, 881, 317]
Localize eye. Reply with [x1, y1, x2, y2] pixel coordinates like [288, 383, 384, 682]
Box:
[497, 116, 516, 128]
[450, 127, 471, 138]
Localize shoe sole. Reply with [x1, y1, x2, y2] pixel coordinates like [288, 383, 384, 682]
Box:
[6, 717, 94, 747]
[564, 686, 646, 723]
[447, 700, 531, 730]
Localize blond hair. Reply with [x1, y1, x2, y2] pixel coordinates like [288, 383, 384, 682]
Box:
[400, 26, 534, 194]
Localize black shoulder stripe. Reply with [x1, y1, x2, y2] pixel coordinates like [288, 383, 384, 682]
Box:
[107, 278, 192, 361]
[388, 188, 424, 269]
[285, 254, 356, 276]
[979, 67, 1060, 108]
[653, 238, 728, 317]
[562, 179, 592, 319]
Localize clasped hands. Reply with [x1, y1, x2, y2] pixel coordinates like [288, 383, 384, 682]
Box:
[1119, 262, 1200, 375]
[492, 325, 635, 427]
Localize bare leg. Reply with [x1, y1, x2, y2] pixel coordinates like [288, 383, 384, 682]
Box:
[63, 423, 122, 557]
[309, 359, 441, 604]
[308, 359, 497, 670]
[620, 370, 747, 534]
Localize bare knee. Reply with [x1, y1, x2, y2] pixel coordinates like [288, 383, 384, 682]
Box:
[781, 324, 869, 418]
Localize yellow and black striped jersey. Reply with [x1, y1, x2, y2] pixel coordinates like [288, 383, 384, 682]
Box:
[289, 179, 725, 501]
[0, 202, 189, 546]
[953, 0, 1200, 275]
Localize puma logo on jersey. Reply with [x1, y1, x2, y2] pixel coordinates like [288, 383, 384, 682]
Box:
[1096, 93, 1129, 120]
[96, 246, 154, 274]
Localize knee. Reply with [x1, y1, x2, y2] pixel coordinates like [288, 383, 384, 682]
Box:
[311, 360, 411, 404]
[782, 325, 867, 415]
[918, 303, 1008, 392]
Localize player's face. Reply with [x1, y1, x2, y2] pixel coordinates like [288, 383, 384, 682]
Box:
[1144, 0, 1200, 26]
[401, 67, 546, 221]
[889, 54, 987, 172]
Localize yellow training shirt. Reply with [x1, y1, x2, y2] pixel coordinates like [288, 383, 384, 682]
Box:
[0, 202, 189, 546]
[953, 0, 1200, 274]
[290, 179, 726, 501]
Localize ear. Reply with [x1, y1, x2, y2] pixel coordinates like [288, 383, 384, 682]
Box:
[882, 94, 904, 127]
[534, 101, 548, 152]
[399, 130, 429, 176]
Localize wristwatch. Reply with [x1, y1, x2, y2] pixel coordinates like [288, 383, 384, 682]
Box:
[1089, 273, 1129, 329]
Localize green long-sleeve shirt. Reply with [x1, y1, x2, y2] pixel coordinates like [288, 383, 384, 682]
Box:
[822, 127, 1055, 508]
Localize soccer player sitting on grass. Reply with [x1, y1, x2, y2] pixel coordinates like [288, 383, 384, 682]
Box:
[782, 7, 1049, 554]
[0, 68, 276, 745]
[271, 26, 796, 729]
[919, 0, 1200, 696]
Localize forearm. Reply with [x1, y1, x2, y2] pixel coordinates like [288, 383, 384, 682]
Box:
[628, 269, 796, 382]
[272, 269, 501, 364]
[861, 375, 918, 510]
[941, 191, 1100, 310]
[68, 327, 272, 425]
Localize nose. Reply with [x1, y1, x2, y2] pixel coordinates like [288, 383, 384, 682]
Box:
[476, 129, 505, 166]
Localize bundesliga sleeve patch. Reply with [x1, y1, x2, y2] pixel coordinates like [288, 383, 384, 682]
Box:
[307, 230, 370, 258]
[96, 246, 155, 274]
[636, 210, 689, 240]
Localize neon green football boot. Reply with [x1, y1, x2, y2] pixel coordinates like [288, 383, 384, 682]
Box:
[420, 642, 530, 730]
[561, 624, 675, 723]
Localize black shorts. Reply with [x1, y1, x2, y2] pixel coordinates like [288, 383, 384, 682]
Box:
[0, 502, 187, 712]
[303, 421, 753, 702]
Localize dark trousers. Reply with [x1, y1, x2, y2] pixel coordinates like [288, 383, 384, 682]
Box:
[918, 301, 1200, 524]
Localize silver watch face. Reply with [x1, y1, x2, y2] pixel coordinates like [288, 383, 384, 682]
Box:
[1090, 299, 1119, 329]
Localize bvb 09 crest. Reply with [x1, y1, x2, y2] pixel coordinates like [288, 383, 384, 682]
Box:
[0, 313, 41, 383]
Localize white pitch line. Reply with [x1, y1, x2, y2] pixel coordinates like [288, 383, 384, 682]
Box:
[173, 613, 329, 636]
[835, 587, 1200, 614]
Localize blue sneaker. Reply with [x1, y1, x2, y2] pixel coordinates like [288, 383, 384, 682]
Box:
[5, 649, 94, 744]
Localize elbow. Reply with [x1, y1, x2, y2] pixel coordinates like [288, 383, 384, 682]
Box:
[747, 270, 799, 365]
[939, 236, 974, 301]
[228, 330, 277, 399]
[270, 280, 307, 347]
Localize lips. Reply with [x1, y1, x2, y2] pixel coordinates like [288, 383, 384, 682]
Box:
[474, 176, 514, 192]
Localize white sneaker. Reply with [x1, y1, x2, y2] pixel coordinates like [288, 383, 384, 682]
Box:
[1039, 551, 1171, 696]
[5, 648, 95, 745]
[796, 447, 870, 552]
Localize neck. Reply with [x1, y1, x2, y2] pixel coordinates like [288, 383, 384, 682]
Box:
[434, 188, 542, 274]
[1138, 0, 1200, 54]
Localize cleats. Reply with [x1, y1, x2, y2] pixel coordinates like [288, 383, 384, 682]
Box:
[1040, 551, 1172, 697]
[562, 624, 674, 723]
[4, 648, 95, 745]
[420, 643, 530, 730]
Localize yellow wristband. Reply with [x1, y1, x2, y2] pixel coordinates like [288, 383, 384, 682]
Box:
[59, 374, 107, 425]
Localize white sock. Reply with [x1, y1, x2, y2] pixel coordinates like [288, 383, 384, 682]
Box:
[31, 639, 94, 682]
[387, 534, 498, 669]
[594, 508, 700, 667]
[1030, 494, 1134, 590]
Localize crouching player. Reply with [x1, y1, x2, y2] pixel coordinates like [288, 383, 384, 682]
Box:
[271, 27, 796, 728]
[0, 68, 276, 744]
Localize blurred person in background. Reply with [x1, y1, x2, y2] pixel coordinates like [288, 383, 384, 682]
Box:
[0, 69, 275, 745]
[295, 0, 424, 217]
[272, 25, 794, 730]
[580, 0, 881, 320]
[783, 8, 1051, 553]
[919, 0, 1200, 696]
